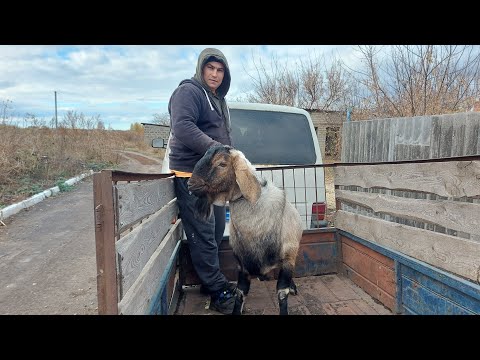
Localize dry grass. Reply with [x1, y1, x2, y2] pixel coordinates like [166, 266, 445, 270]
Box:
[0, 125, 148, 208]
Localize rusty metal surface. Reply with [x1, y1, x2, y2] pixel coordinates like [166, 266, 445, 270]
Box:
[174, 274, 393, 315]
[180, 230, 339, 286]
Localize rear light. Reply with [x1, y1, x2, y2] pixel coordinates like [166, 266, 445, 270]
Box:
[311, 202, 326, 221]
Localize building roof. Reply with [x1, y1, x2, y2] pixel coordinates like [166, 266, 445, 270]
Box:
[141, 122, 170, 127]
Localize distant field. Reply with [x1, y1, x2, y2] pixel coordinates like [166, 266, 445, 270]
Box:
[0, 126, 163, 209]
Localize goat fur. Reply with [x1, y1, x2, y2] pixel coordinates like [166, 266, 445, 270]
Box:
[187, 145, 303, 315]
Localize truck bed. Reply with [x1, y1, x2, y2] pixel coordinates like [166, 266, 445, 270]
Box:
[174, 273, 392, 315]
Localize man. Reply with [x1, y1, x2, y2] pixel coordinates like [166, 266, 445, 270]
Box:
[167, 48, 236, 314]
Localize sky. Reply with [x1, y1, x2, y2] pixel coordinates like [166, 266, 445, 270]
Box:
[0, 45, 360, 130]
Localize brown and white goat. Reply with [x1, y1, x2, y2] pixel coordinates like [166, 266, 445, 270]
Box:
[187, 144, 303, 315]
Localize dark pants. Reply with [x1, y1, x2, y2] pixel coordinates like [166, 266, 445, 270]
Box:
[174, 177, 228, 294]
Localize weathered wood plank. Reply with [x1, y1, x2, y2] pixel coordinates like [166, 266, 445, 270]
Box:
[93, 170, 118, 315]
[118, 220, 183, 315]
[336, 189, 480, 236]
[354, 121, 361, 162]
[335, 211, 480, 282]
[452, 113, 467, 157]
[404, 118, 414, 158]
[333, 161, 480, 198]
[464, 112, 479, 156]
[369, 120, 377, 162]
[430, 115, 442, 159]
[341, 122, 349, 162]
[116, 177, 175, 232]
[364, 120, 372, 162]
[440, 115, 453, 158]
[418, 116, 430, 147]
[386, 118, 395, 161]
[347, 122, 354, 162]
[375, 120, 384, 162]
[116, 200, 178, 297]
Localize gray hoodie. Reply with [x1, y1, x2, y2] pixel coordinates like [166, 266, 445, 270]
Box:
[167, 48, 232, 172]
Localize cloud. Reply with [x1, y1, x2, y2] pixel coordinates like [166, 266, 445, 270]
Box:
[0, 45, 358, 130]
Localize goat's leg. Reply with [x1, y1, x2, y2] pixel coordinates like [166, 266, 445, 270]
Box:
[232, 270, 250, 315]
[276, 266, 294, 315]
[290, 279, 298, 295]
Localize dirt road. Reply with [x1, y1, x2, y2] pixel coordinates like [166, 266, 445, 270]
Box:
[0, 150, 162, 315]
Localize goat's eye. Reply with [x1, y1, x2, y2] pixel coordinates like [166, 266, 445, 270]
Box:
[218, 162, 227, 168]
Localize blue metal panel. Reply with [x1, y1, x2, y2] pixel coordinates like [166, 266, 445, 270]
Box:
[402, 276, 474, 315]
[400, 265, 479, 315]
[295, 242, 337, 277]
[339, 230, 480, 315]
[148, 240, 181, 315]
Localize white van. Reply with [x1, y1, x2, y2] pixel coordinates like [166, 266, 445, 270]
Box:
[161, 102, 327, 232]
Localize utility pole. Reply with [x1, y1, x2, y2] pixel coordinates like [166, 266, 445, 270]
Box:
[54, 91, 58, 128]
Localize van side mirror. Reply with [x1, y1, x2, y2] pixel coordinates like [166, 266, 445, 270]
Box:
[152, 138, 167, 148]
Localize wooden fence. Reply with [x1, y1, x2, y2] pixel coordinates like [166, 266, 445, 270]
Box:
[340, 112, 480, 241]
[93, 170, 183, 315]
[334, 156, 480, 284]
[341, 112, 480, 162]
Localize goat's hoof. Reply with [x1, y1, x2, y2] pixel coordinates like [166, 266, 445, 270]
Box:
[258, 274, 270, 281]
[232, 305, 243, 315]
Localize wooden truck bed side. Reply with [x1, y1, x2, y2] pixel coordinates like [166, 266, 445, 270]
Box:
[93, 156, 480, 315]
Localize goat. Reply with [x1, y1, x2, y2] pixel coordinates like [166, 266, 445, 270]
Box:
[187, 144, 303, 315]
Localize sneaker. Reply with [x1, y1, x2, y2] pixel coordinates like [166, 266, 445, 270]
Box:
[209, 284, 237, 315]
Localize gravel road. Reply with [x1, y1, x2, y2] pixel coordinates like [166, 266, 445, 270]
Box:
[0, 150, 162, 315]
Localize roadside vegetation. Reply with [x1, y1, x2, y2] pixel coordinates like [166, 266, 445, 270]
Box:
[0, 113, 162, 209]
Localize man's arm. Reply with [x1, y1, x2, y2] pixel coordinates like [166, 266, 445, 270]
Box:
[169, 85, 220, 155]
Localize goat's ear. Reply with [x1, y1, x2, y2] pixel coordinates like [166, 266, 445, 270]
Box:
[232, 151, 261, 205]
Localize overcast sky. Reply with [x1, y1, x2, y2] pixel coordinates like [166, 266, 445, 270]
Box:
[0, 45, 360, 130]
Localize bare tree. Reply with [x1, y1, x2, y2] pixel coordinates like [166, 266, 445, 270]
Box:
[79, 114, 101, 130]
[246, 54, 296, 106]
[245, 52, 352, 111]
[298, 54, 351, 111]
[345, 45, 480, 119]
[59, 111, 102, 129]
[1, 99, 13, 125]
[22, 113, 46, 128]
[153, 112, 170, 126]
[61, 110, 81, 129]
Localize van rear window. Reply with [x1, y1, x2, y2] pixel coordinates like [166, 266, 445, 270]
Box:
[230, 109, 317, 165]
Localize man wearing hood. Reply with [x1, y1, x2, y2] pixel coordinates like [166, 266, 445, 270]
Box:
[167, 48, 236, 314]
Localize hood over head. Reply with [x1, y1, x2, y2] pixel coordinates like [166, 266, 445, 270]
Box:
[193, 48, 231, 98]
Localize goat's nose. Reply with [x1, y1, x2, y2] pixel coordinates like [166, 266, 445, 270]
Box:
[187, 178, 196, 188]
[187, 177, 203, 192]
